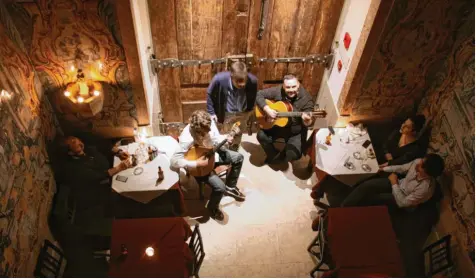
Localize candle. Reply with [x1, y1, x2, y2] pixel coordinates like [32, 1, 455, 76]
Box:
[145, 247, 155, 257]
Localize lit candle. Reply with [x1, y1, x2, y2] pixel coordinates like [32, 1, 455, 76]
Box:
[93, 90, 100, 96]
[145, 247, 154, 257]
[64, 91, 71, 97]
[77, 96, 84, 103]
[97, 61, 103, 69]
[70, 65, 75, 72]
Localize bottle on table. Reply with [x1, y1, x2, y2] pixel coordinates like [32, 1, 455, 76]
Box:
[157, 166, 164, 184]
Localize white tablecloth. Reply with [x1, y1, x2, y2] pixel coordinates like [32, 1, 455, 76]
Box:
[314, 128, 379, 186]
[112, 136, 180, 204]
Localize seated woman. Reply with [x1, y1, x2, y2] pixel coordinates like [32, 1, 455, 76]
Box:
[378, 115, 426, 167]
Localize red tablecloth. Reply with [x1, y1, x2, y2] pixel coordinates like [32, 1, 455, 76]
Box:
[109, 217, 193, 278]
[326, 206, 404, 277]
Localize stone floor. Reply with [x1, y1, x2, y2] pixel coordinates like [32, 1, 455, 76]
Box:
[180, 134, 321, 278]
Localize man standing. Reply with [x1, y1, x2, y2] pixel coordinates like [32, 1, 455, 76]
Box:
[207, 61, 258, 150]
[171, 110, 246, 221]
[256, 74, 314, 164]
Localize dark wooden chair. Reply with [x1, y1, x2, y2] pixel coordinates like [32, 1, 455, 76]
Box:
[423, 234, 453, 277]
[307, 213, 332, 277]
[34, 239, 65, 278]
[188, 224, 206, 278]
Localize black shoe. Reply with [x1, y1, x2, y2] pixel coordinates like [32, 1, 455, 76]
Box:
[225, 186, 246, 202]
[208, 207, 224, 221]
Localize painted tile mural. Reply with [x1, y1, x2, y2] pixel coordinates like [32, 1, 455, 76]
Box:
[8, 0, 138, 138]
[349, 0, 474, 119]
[418, 5, 475, 265]
[0, 2, 60, 277]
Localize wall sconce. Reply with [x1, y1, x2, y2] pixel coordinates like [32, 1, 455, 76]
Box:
[63, 69, 104, 117]
[0, 89, 12, 104]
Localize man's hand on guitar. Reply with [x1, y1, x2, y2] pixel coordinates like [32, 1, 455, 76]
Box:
[302, 112, 313, 126]
[263, 106, 277, 122]
[210, 114, 218, 123]
[196, 156, 209, 167]
[226, 135, 234, 144]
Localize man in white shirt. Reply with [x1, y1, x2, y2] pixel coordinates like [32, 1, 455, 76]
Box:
[341, 154, 445, 208]
[171, 110, 246, 221]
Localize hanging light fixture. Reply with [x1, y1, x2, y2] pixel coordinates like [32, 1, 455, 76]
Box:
[63, 68, 104, 116]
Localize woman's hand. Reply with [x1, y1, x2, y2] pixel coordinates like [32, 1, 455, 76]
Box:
[385, 153, 393, 161]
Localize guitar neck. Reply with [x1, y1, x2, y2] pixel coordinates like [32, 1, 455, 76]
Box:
[276, 112, 308, 117]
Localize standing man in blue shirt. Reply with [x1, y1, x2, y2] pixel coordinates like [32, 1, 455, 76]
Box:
[206, 61, 258, 150]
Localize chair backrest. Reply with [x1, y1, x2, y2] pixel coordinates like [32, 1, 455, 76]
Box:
[188, 224, 205, 277]
[34, 239, 65, 278]
[422, 234, 453, 277]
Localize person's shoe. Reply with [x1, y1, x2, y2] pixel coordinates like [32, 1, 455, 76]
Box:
[208, 207, 224, 221]
[225, 186, 246, 202]
[312, 215, 321, 231]
[310, 190, 323, 200]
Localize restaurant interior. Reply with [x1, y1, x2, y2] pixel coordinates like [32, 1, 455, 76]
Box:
[0, 0, 474, 277]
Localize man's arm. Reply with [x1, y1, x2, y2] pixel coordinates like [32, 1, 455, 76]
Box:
[206, 76, 219, 117]
[382, 159, 416, 174]
[391, 180, 431, 207]
[170, 127, 197, 169]
[210, 120, 226, 146]
[255, 88, 279, 109]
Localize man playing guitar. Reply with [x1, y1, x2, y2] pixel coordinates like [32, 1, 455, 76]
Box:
[256, 74, 314, 165]
[170, 110, 246, 221]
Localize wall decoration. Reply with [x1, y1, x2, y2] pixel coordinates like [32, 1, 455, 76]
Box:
[0, 1, 60, 276]
[8, 0, 138, 138]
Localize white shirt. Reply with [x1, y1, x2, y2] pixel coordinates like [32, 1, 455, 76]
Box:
[383, 158, 434, 208]
[170, 121, 225, 169]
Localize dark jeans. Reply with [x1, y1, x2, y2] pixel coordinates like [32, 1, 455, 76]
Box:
[257, 129, 302, 163]
[341, 177, 397, 207]
[195, 148, 244, 211]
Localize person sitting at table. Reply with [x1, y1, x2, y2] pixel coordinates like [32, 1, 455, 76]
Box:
[341, 153, 444, 208]
[170, 110, 246, 221]
[61, 136, 132, 209]
[378, 115, 426, 167]
[312, 154, 444, 231]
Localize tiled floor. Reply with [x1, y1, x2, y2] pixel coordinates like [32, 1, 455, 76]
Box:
[181, 134, 321, 278]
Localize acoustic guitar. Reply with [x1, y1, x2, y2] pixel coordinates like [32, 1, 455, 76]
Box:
[184, 122, 241, 177]
[255, 99, 327, 130]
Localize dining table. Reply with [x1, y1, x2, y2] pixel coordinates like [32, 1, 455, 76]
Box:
[309, 127, 380, 188]
[108, 217, 194, 278]
[325, 206, 404, 277]
[111, 136, 186, 217]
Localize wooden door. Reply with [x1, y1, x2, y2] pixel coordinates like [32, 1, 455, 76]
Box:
[149, 0, 344, 124]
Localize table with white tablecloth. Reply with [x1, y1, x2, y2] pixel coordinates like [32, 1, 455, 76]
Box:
[313, 127, 379, 186]
[111, 136, 180, 204]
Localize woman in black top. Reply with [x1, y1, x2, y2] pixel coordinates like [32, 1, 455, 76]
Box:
[379, 115, 426, 167]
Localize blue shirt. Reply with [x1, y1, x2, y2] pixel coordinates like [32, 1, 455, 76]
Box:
[226, 77, 247, 112]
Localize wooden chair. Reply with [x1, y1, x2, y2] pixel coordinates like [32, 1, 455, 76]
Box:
[34, 239, 65, 278]
[188, 224, 206, 278]
[307, 213, 332, 277]
[423, 234, 453, 277]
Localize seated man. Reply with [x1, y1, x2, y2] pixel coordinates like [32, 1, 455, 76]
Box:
[379, 115, 426, 167]
[170, 110, 246, 221]
[341, 154, 445, 208]
[256, 74, 314, 164]
[61, 136, 131, 209]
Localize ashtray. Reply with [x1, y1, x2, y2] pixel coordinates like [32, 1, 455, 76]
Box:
[353, 152, 362, 160]
[133, 167, 144, 175]
[344, 161, 355, 170]
[361, 164, 372, 172]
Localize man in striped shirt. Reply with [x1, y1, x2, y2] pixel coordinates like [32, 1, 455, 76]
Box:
[341, 154, 445, 208]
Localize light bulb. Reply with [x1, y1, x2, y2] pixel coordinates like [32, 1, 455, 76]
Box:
[70, 65, 75, 72]
[77, 96, 84, 103]
[97, 61, 103, 69]
[145, 247, 154, 257]
[93, 90, 100, 96]
[64, 91, 71, 97]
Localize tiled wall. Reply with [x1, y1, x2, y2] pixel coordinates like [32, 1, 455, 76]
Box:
[418, 7, 474, 273]
[0, 2, 60, 276]
[9, 0, 138, 138]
